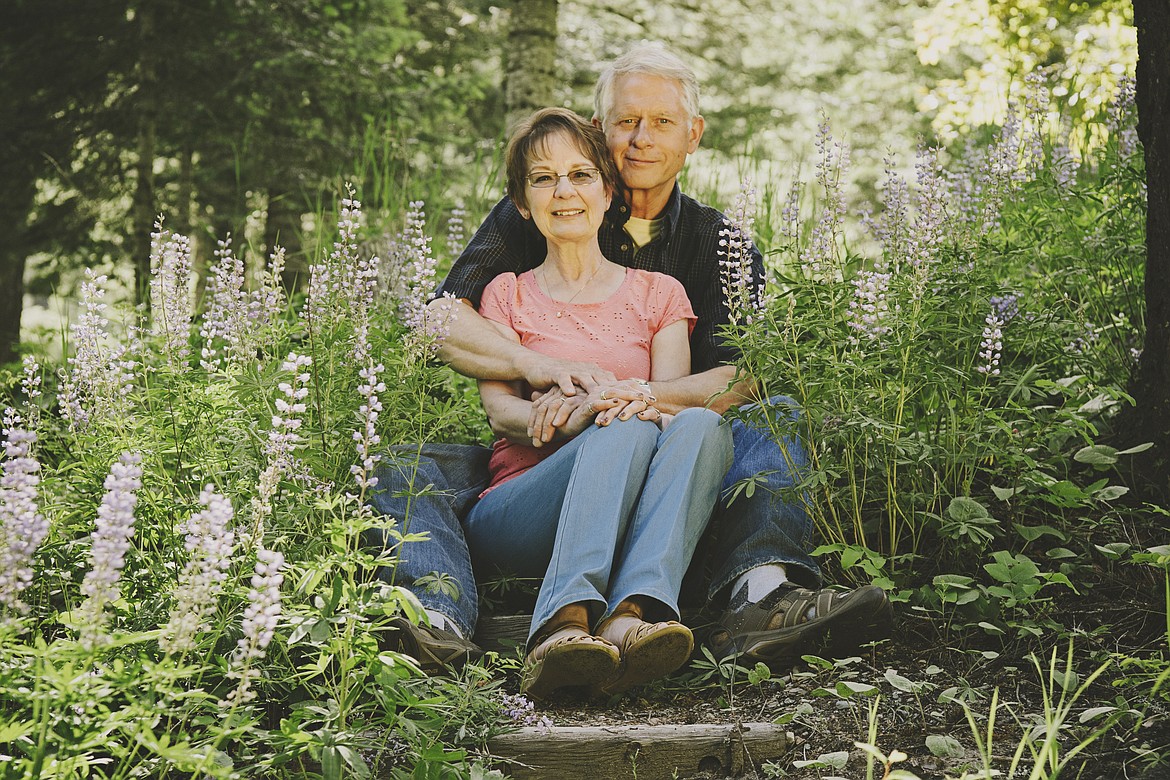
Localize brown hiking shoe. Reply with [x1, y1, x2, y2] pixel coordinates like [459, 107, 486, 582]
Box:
[708, 583, 893, 667]
[386, 615, 484, 673]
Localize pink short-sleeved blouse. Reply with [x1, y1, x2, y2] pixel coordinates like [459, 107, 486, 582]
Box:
[478, 267, 696, 490]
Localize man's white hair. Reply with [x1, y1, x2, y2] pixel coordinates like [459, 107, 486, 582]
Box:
[593, 42, 701, 124]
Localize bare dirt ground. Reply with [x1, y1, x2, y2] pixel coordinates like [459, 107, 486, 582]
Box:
[488, 576, 1170, 780]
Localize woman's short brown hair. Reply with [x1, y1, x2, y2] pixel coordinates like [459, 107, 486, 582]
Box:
[505, 107, 620, 212]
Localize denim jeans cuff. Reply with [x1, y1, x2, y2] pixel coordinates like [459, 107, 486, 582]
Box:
[709, 556, 823, 604]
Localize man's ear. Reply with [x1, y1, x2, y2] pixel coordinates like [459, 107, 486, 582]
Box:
[687, 115, 706, 154]
[591, 116, 602, 129]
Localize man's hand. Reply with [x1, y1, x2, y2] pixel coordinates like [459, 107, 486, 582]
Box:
[518, 353, 616, 397]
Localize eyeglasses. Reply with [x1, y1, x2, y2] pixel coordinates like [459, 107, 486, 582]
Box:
[525, 168, 601, 188]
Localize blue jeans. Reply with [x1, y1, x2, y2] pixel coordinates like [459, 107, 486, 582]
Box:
[464, 409, 732, 644]
[704, 396, 821, 599]
[366, 395, 818, 637]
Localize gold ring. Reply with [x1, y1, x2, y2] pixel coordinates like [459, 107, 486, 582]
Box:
[586, 402, 595, 414]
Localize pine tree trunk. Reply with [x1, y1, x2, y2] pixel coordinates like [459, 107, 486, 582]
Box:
[1129, 0, 1170, 496]
[504, 0, 559, 130]
[0, 176, 36, 366]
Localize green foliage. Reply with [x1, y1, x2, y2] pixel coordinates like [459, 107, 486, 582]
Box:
[0, 194, 501, 778]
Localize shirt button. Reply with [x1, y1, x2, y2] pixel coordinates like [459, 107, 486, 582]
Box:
[620, 206, 627, 212]
[621, 244, 629, 252]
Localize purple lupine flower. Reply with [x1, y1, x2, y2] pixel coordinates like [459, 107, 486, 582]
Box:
[976, 314, 1004, 376]
[718, 178, 762, 325]
[149, 221, 194, 368]
[989, 294, 1020, 324]
[78, 452, 144, 647]
[864, 156, 910, 271]
[222, 547, 284, 705]
[0, 412, 48, 621]
[910, 145, 949, 270]
[500, 693, 554, 734]
[1107, 76, 1139, 159]
[159, 485, 236, 654]
[778, 181, 802, 243]
[847, 270, 894, 345]
[799, 118, 850, 279]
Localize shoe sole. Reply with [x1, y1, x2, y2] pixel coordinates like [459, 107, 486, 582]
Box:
[522, 642, 620, 700]
[733, 586, 893, 666]
[595, 623, 694, 696]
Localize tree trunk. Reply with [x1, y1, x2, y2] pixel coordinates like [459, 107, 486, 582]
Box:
[503, 0, 559, 130]
[1130, 0, 1170, 498]
[0, 175, 37, 366]
[0, 251, 28, 367]
[131, 3, 157, 307]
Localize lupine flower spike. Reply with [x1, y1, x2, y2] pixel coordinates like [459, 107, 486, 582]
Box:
[222, 547, 284, 706]
[159, 485, 236, 654]
[77, 452, 144, 648]
[0, 410, 48, 624]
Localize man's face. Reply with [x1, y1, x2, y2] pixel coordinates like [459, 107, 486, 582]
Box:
[599, 72, 704, 209]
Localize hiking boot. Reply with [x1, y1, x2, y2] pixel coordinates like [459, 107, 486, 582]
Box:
[708, 583, 893, 667]
[386, 615, 484, 673]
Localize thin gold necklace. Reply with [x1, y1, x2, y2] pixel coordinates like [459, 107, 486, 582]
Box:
[541, 263, 604, 318]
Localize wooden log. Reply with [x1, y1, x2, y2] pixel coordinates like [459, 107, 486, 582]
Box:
[488, 722, 792, 779]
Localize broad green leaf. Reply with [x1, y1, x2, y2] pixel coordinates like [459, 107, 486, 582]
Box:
[946, 496, 990, 522]
[1094, 485, 1129, 501]
[925, 734, 964, 758]
[1074, 444, 1118, 467]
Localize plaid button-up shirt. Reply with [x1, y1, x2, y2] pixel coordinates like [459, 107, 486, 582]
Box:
[436, 184, 763, 373]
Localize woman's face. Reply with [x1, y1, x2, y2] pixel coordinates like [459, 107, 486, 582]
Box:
[521, 131, 612, 247]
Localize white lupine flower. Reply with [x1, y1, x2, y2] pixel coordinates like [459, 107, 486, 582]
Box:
[58, 271, 136, 431]
[977, 313, 1005, 376]
[222, 547, 284, 706]
[399, 201, 438, 330]
[200, 235, 250, 371]
[307, 186, 367, 327]
[77, 452, 144, 647]
[718, 178, 762, 325]
[799, 118, 850, 279]
[351, 361, 385, 492]
[847, 270, 894, 345]
[0, 412, 47, 621]
[445, 207, 466, 260]
[159, 486, 236, 654]
[149, 221, 195, 369]
[248, 354, 313, 542]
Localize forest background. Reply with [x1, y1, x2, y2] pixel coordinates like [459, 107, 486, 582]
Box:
[4, 1, 1170, 778]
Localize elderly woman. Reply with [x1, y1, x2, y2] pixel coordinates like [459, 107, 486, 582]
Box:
[463, 108, 733, 698]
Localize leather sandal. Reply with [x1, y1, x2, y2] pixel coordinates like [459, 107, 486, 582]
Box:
[521, 626, 621, 700]
[708, 583, 893, 666]
[593, 618, 694, 696]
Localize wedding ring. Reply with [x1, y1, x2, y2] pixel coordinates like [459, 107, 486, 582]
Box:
[586, 402, 596, 414]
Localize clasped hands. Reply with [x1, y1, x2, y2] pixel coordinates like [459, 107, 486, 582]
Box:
[526, 380, 669, 447]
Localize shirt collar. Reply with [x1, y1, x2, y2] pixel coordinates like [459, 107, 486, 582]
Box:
[608, 183, 683, 234]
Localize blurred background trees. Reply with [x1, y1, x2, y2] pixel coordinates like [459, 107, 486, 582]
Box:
[2, 0, 1144, 370]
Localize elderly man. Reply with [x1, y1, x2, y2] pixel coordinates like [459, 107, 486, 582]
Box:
[371, 43, 892, 673]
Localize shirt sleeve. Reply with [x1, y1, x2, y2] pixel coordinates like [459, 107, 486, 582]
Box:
[435, 196, 547, 308]
[476, 272, 519, 331]
[648, 273, 697, 336]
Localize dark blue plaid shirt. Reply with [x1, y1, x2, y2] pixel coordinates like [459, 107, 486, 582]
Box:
[436, 184, 763, 373]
